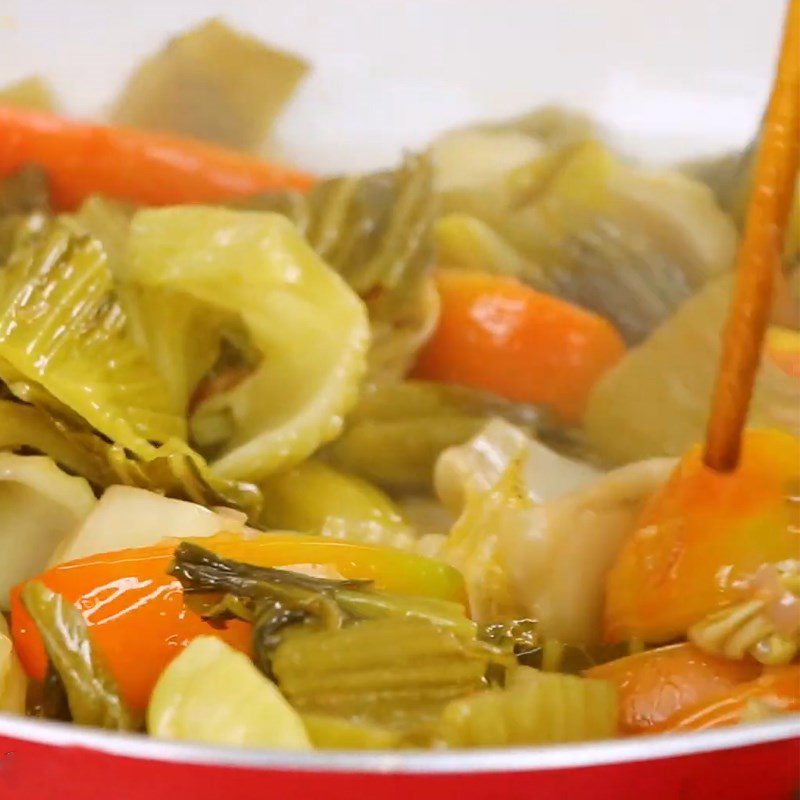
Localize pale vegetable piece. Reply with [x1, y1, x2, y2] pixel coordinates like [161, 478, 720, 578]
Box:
[242, 154, 436, 383]
[584, 275, 800, 464]
[0, 75, 57, 111]
[0, 454, 95, 608]
[148, 636, 311, 749]
[0, 616, 26, 714]
[436, 667, 617, 746]
[52, 485, 254, 566]
[496, 458, 675, 643]
[441, 440, 673, 641]
[441, 140, 737, 343]
[111, 19, 309, 150]
[260, 460, 411, 536]
[430, 128, 545, 193]
[435, 418, 599, 515]
[126, 206, 370, 480]
[302, 714, 402, 749]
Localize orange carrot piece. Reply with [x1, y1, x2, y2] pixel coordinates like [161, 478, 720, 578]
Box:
[586, 643, 761, 735]
[412, 269, 626, 423]
[10, 533, 466, 710]
[650, 665, 800, 733]
[704, 0, 800, 471]
[604, 429, 800, 644]
[0, 106, 313, 210]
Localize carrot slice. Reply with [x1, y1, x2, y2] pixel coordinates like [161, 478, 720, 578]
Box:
[586, 643, 761, 735]
[412, 269, 626, 423]
[650, 665, 800, 732]
[0, 106, 313, 210]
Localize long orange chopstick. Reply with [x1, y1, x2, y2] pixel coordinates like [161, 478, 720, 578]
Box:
[704, 0, 800, 472]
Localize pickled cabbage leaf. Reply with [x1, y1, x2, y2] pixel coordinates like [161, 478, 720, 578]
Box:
[436, 667, 617, 746]
[0, 217, 185, 454]
[0, 399, 262, 520]
[324, 381, 546, 493]
[125, 206, 370, 480]
[438, 420, 673, 642]
[438, 140, 737, 343]
[584, 275, 800, 465]
[111, 19, 309, 151]
[239, 154, 437, 381]
[74, 197, 224, 412]
[271, 617, 494, 729]
[434, 418, 599, 515]
[0, 454, 95, 608]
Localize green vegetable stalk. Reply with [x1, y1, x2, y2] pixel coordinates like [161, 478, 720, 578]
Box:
[20, 582, 138, 730]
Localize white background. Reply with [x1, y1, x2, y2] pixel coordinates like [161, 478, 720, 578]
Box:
[0, 0, 787, 171]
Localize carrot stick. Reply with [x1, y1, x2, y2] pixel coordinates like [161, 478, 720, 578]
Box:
[704, 0, 800, 471]
[412, 269, 626, 423]
[0, 106, 313, 210]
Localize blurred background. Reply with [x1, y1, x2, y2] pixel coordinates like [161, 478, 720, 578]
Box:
[0, 0, 787, 171]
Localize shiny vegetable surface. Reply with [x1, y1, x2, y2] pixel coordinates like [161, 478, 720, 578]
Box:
[413, 270, 626, 423]
[0, 107, 312, 210]
[127, 206, 370, 480]
[650, 665, 800, 732]
[605, 429, 800, 643]
[436, 666, 618, 746]
[148, 636, 311, 748]
[21, 582, 137, 729]
[11, 532, 467, 709]
[586, 643, 761, 734]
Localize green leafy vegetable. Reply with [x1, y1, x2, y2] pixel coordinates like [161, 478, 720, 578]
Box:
[170, 542, 476, 681]
[324, 380, 544, 493]
[240, 154, 437, 381]
[111, 18, 309, 151]
[147, 636, 311, 748]
[0, 399, 262, 520]
[438, 140, 737, 343]
[74, 196, 225, 413]
[435, 666, 617, 746]
[272, 617, 496, 728]
[0, 216, 185, 454]
[20, 581, 138, 730]
[126, 206, 370, 480]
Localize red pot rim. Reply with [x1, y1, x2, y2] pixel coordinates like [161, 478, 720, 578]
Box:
[0, 712, 797, 774]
